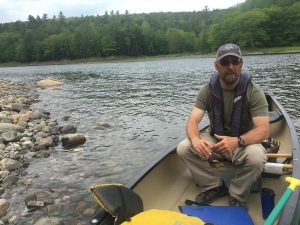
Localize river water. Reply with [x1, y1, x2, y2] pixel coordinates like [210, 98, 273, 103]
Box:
[0, 54, 300, 223]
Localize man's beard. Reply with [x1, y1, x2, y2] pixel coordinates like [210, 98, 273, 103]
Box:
[221, 73, 239, 85]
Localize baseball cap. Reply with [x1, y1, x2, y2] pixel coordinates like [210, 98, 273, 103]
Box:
[216, 43, 242, 61]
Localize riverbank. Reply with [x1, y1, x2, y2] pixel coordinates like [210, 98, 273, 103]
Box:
[1, 46, 300, 68]
[0, 80, 90, 224]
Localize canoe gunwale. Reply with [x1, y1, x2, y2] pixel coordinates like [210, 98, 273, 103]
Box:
[270, 93, 300, 225]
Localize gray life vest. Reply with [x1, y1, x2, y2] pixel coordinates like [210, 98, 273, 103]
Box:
[210, 71, 251, 136]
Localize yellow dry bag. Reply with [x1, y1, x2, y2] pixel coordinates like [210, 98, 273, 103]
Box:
[121, 209, 205, 225]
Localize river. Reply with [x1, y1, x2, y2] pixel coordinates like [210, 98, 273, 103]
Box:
[0, 53, 300, 224]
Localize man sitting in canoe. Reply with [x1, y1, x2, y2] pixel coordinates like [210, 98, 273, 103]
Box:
[177, 43, 269, 207]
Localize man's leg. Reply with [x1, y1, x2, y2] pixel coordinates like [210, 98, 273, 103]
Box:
[230, 144, 267, 202]
[176, 133, 222, 191]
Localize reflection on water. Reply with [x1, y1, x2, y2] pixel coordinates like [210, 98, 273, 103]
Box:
[0, 54, 300, 223]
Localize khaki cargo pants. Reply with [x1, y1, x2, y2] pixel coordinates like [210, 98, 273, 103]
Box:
[176, 132, 267, 202]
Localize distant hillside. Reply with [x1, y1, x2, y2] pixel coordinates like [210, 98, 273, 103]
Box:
[0, 0, 299, 63]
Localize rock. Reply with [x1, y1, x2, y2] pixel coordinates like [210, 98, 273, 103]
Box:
[2, 175, 18, 188]
[24, 179, 33, 188]
[93, 123, 112, 130]
[32, 121, 47, 132]
[8, 215, 18, 224]
[4, 143, 21, 152]
[24, 194, 37, 205]
[0, 199, 10, 217]
[26, 200, 44, 208]
[36, 150, 50, 158]
[37, 137, 54, 148]
[11, 103, 25, 112]
[0, 171, 9, 179]
[0, 158, 22, 171]
[2, 131, 22, 143]
[22, 140, 33, 148]
[62, 116, 70, 121]
[7, 96, 16, 103]
[36, 78, 63, 88]
[33, 217, 64, 225]
[59, 125, 77, 134]
[47, 204, 63, 216]
[11, 112, 32, 124]
[61, 133, 86, 148]
[0, 123, 25, 133]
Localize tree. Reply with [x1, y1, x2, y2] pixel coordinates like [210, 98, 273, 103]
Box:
[0, 32, 20, 62]
[230, 10, 270, 47]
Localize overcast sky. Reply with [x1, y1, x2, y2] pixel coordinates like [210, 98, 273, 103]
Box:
[0, 0, 245, 23]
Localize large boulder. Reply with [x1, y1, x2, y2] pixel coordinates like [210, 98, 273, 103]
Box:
[36, 78, 63, 88]
[61, 133, 86, 148]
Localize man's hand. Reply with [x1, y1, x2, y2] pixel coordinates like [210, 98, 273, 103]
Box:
[191, 136, 214, 159]
[212, 134, 238, 156]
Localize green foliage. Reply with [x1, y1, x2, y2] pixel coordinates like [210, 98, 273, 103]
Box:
[0, 1, 299, 63]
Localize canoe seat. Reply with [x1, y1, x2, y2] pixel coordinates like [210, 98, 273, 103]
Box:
[269, 110, 283, 123]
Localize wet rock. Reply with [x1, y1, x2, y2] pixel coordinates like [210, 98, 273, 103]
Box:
[8, 215, 18, 224]
[0, 158, 22, 170]
[27, 200, 44, 209]
[61, 133, 86, 148]
[62, 116, 70, 121]
[36, 150, 50, 158]
[36, 78, 63, 88]
[2, 175, 19, 188]
[93, 123, 112, 130]
[24, 194, 37, 207]
[59, 125, 77, 134]
[0, 123, 25, 133]
[33, 217, 64, 225]
[47, 204, 63, 216]
[0, 199, 10, 217]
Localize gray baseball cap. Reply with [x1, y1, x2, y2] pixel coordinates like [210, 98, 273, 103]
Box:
[216, 43, 242, 61]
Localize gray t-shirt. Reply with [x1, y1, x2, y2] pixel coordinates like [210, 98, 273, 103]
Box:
[195, 81, 269, 135]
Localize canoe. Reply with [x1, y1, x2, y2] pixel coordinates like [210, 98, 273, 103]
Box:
[89, 91, 300, 225]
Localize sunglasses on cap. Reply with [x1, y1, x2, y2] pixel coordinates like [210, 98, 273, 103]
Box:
[219, 57, 241, 67]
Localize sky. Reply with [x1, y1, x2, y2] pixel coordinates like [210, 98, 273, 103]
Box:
[0, 0, 245, 23]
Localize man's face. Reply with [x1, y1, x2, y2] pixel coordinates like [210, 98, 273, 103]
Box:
[214, 56, 243, 85]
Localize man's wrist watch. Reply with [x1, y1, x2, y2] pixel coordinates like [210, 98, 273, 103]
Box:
[238, 136, 245, 147]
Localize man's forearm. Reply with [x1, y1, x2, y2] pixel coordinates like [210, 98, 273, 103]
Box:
[186, 107, 205, 142]
[241, 126, 269, 146]
[186, 118, 201, 142]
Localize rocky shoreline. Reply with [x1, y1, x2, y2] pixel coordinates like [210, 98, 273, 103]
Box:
[0, 80, 88, 225]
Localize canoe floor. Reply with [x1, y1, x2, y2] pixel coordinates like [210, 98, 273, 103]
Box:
[133, 153, 289, 225]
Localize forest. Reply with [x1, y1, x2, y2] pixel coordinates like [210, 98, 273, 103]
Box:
[0, 0, 299, 63]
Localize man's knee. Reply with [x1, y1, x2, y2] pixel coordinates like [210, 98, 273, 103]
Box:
[176, 138, 191, 158]
[245, 144, 267, 168]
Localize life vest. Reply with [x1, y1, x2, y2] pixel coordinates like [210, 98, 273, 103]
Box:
[210, 71, 251, 136]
